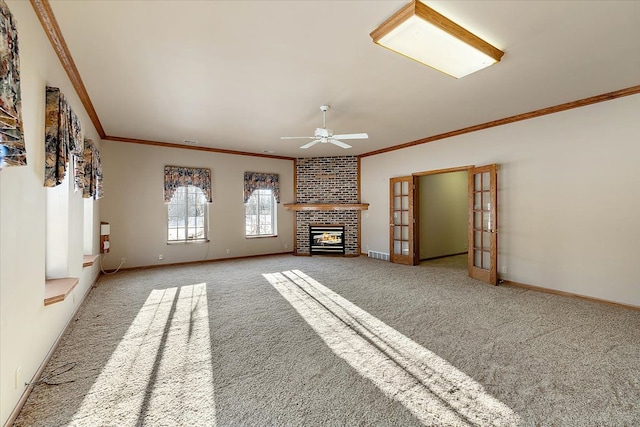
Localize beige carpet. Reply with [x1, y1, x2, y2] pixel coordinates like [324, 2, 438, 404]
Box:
[14, 254, 640, 426]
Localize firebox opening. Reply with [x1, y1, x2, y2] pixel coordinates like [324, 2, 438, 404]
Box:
[310, 225, 345, 256]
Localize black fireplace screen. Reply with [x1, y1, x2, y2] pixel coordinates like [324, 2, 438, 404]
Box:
[310, 225, 345, 255]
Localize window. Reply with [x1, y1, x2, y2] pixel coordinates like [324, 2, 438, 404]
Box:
[167, 185, 208, 242]
[245, 189, 277, 237]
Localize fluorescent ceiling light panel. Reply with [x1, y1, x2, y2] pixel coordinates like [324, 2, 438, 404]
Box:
[370, 1, 504, 78]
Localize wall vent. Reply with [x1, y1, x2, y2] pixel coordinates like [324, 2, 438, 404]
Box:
[367, 250, 390, 261]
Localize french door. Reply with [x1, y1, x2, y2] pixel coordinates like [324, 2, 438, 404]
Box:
[468, 165, 498, 285]
[388, 166, 497, 283]
[389, 176, 418, 265]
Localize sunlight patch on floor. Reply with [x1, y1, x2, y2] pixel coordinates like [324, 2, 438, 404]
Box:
[71, 283, 217, 426]
[263, 270, 521, 427]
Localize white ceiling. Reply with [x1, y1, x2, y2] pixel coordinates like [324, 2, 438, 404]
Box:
[49, 1, 640, 158]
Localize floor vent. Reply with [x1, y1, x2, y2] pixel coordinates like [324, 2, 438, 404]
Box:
[367, 250, 390, 261]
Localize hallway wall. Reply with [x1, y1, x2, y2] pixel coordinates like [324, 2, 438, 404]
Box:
[418, 171, 467, 260]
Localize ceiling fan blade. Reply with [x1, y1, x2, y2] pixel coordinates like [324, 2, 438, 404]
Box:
[332, 133, 368, 140]
[330, 139, 352, 149]
[300, 140, 321, 149]
[281, 136, 315, 140]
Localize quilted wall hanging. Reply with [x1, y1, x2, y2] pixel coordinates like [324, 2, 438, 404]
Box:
[0, 0, 26, 168]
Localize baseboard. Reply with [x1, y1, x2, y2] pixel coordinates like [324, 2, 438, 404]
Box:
[502, 280, 640, 312]
[295, 253, 360, 258]
[4, 272, 102, 427]
[419, 251, 467, 262]
[105, 251, 295, 272]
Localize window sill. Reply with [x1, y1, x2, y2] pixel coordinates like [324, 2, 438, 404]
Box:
[166, 239, 210, 245]
[246, 235, 278, 239]
[83, 254, 100, 267]
[45, 277, 79, 306]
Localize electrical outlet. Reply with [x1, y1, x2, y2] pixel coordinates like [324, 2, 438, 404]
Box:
[15, 367, 21, 389]
[121, 257, 125, 264]
[284, 244, 288, 249]
[226, 249, 230, 254]
[158, 254, 164, 260]
[501, 266, 508, 274]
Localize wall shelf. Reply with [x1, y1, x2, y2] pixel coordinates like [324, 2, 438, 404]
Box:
[284, 203, 369, 211]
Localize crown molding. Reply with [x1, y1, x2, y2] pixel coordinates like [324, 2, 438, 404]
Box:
[360, 85, 640, 158]
[30, 0, 106, 138]
[104, 135, 295, 161]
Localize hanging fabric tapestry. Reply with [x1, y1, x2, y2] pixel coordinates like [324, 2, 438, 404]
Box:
[70, 108, 84, 192]
[243, 172, 280, 203]
[164, 166, 212, 203]
[44, 86, 83, 187]
[0, 0, 26, 168]
[82, 138, 103, 200]
[44, 87, 68, 186]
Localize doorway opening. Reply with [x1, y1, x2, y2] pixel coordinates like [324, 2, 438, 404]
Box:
[419, 254, 468, 275]
[417, 170, 468, 262]
[389, 165, 498, 285]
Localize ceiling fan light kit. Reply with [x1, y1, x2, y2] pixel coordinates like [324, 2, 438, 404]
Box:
[281, 105, 368, 150]
[370, 0, 504, 78]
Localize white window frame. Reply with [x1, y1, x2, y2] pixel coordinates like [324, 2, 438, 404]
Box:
[167, 185, 209, 243]
[245, 189, 277, 237]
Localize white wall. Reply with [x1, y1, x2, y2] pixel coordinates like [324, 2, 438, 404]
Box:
[99, 141, 294, 269]
[362, 94, 640, 307]
[0, 2, 102, 424]
[418, 171, 467, 259]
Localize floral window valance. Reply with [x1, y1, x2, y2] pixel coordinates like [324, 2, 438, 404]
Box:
[164, 166, 212, 203]
[44, 86, 83, 187]
[244, 172, 280, 203]
[82, 139, 103, 200]
[0, 0, 26, 169]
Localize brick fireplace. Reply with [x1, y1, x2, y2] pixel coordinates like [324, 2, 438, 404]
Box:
[285, 156, 367, 256]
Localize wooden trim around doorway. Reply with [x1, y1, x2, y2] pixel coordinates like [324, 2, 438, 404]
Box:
[413, 165, 473, 177]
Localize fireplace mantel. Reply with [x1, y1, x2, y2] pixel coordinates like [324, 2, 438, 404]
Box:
[284, 203, 369, 211]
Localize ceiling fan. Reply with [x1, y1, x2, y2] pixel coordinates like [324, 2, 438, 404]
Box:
[281, 105, 368, 149]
